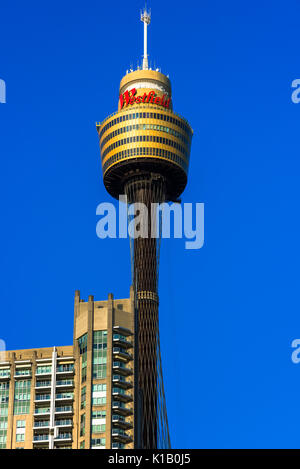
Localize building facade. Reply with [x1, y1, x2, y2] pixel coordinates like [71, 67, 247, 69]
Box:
[0, 287, 135, 449]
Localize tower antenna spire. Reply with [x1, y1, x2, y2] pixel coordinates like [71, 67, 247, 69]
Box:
[141, 4, 151, 70]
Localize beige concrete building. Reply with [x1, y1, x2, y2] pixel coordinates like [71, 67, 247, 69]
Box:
[0, 287, 135, 449]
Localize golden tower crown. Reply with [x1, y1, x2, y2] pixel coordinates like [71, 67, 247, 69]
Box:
[96, 9, 193, 201]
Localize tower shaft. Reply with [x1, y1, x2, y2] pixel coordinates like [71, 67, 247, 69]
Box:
[125, 174, 165, 448]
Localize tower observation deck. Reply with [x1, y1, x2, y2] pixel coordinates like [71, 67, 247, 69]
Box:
[96, 8, 193, 449]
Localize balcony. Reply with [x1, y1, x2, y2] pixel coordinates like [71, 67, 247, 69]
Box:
[55, 406, 73, 415]
[111, 428, 132, 443]
[112, 387, 133, 402]
[34, 407, 50, 417]
[35, 381, 51, 390]
[33, 435, 50, 443]
[112, 442, 125, 449]
[112, 415, 133, 429]
[112, 375, 133, 389]
[113, 334, 133, 349]
[0, 373, 10, 381]
[54, 433, 72, 442]
[112, 347, 133, 361]
[56, 380, 74, 389]
[55, 393, 73, 403]
[14, 371, 31, 379]
[113, 326, 132, 336]
[112, 361, 132, 376]
[55, 419, 73, 428]
[33, 421, 50, 430]
[35, 369, 52, 377]
[35, 394, 51, 403]
[56, 366, 74, 376]
[112, 401, 133, 416]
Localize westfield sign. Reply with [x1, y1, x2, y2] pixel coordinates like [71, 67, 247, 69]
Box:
[119, 88, 171, 109]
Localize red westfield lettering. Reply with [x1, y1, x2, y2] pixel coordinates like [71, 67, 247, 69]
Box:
[119, 88, 171, 109]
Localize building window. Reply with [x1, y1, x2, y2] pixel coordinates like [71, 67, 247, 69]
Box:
[92, 384, 106, 393]
[16, 420, 26, 428]
[80, 414, 85, 437]
[13, 380, 31, 415]
[0, 379, 8, 451]
[0, 369, 10, 378]
[0, 434, 7, 448]
[92, 331, 107, 379]
[80, 441, 85, 449]
[92, 397, 106, 406]
[78, 334, 87, 384]
[91, 424, 106, 434]
[91, 438, 105, 448]
[92, 410, 106, 419]
[81, 386, 86, 410]
[56, 364, 74, 373]
[0, 419, 7, 430]
[15, 368, 31, 376]
[36, 366, 52, 375]
[16, 433, 25, 442]
[0, 381, 9, 416]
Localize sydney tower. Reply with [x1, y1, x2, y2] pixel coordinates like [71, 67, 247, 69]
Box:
[97, 8, 193, 449]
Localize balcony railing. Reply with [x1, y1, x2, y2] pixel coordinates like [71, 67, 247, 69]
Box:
[56, 380, 74, 387]
[112, 401, 132, 415]
[112, 443, 125, 449]
[55, 406, 73, 414]
[112, 415, 132, 429]
[111, 428, 132, 441]
[34, 407, 50, 415]
[112, 348, 133, 360]
[113, 334, 133, 348]
[15, 370, 31, 377]
[56, 365, 74, 374]
[33, 435, 49, 442]
[33, 421, 50, 429]
[35, 394, 51, 401]
[112, 387, 133, 401]
[36, 368, 52, 376]
[112, 375, 132, 389]
[55, 393, 74, 401]
[35, 381, 51, 388]
[112, 362, 132, 375]
[55, 433, 72, 440]
[55, 419, 72, 427]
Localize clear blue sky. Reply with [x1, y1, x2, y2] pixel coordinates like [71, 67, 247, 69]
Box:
[1, 0, 300, 449]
